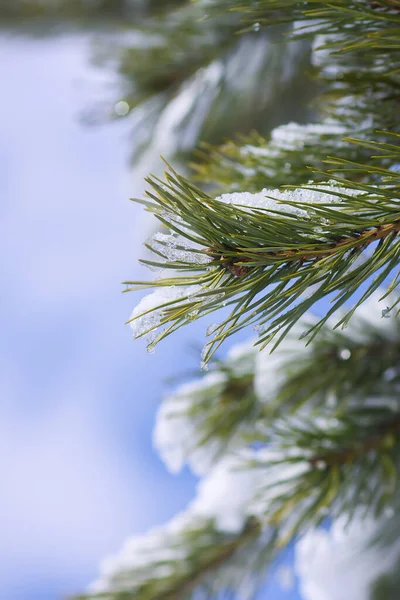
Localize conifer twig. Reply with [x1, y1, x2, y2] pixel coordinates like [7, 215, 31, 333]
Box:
[310, 415, 400, 468]
[211, 218, 400, 277]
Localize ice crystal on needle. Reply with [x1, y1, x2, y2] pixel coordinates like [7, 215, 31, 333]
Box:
[151, 232, 211, 265]
[216, 181, 359, 220]
[129, 286, 200, 344]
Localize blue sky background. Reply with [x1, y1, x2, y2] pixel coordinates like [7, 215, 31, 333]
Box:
[1, 33, 301, 600]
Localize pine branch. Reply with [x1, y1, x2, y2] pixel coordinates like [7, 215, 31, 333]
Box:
[125, 141, 400, 361]
[259, 303, 400, 415]
[76, 519, 262, 600]
[192, 1, 400, 194]
[211, 218, 400, 273]
[81, 295, 400, 600]
[78, 1, 400, 597]
[75, 455, 277, 600]
[206, 0, 400, 41]
[155, 291, 400, 477]
[249, 405, 400, 544]
[191, 127, 398, 194]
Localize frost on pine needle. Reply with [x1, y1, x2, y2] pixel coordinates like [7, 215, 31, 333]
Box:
[129, 145, 400, 361]
[216, 181, 360, 221]
[225, 114, 375, 193]
[129, 285, 200, 347]
[150, 231, 211, 265]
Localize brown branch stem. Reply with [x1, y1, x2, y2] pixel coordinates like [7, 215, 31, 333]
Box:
[370, 0, 400, 9]
[211, 219, 400, 277]
[310, 415, 400, 468]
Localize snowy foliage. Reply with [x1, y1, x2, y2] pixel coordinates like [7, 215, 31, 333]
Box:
[85, 2, 400, 598]
[241, 119, 348, 161]
[152, 288, 400, 480]
[154, 370, 230, 475]
[129, 180, 375, 353]
[216, 181, 360, 219]
[88, 453, 269, 596]
[153, 340, 258, 475]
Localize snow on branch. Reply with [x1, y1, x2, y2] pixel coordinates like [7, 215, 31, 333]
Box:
[78, 455, 274, 600]
[125, 146, 400, 362]
[84, 286, 400, 600]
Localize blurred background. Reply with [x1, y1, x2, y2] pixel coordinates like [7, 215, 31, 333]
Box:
[1, 2, 317, 598]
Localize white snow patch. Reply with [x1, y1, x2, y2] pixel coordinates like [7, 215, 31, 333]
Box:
[191, 454, 262, 533]
[254, 319, 317, 403]
[216, 182, 361, 220]
[270, 120, 347, 150]
[153, 339, 258, 475]
[296, 516, 400, 600]
[129, 285, 200, 343]
[153, 371, 228, 475]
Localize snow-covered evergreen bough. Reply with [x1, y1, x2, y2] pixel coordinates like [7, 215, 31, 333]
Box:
[78, 2, 400, 600]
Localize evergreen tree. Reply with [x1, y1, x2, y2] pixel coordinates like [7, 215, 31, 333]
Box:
[16, 1, 400, 598]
